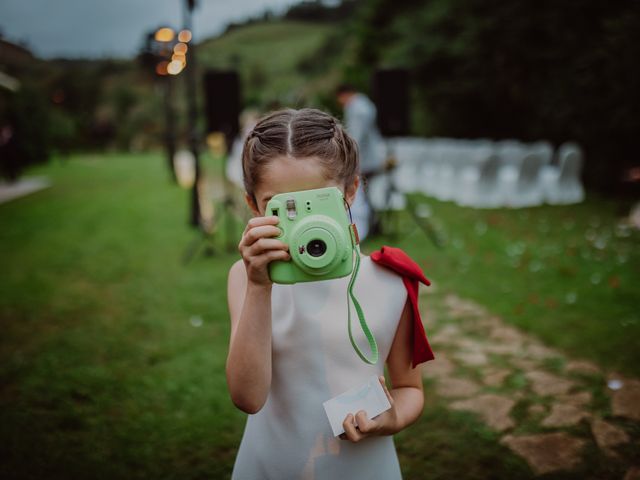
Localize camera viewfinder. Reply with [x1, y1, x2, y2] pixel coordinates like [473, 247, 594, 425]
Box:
[286, 198, 297, 220]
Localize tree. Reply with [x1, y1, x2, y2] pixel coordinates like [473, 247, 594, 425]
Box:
[0, 84, 51, 181]
[349, 0, 640, 192]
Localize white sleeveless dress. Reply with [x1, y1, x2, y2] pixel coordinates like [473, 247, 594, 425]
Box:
[232, 255, 408, 480]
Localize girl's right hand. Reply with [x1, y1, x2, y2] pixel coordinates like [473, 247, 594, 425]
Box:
[238, 216, 290, 286]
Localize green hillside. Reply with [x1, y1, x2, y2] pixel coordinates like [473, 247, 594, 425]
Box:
[1, 19, 345, 169]
[197, 20, 340, 108]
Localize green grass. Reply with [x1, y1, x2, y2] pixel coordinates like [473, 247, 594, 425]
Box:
[1, 153, 638, 479]
[0, 154, 244, 479]
[197, 20, 338, 106]
[365, 193, 640, 377]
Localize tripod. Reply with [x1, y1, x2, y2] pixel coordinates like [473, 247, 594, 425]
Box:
[182, 137, 246, 264]
[368, 140, 445, 249]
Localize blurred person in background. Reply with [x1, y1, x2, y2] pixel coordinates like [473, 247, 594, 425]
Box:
[336, 84, 385, 240]
[227, 108, 261, 189]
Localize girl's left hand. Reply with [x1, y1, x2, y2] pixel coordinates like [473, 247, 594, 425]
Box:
[339, 376, 397, 443]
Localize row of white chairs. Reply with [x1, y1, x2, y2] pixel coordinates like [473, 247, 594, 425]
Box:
[368, 138, 585, 210]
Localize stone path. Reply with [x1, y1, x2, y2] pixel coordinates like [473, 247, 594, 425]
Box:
[422, 292, 640, 477]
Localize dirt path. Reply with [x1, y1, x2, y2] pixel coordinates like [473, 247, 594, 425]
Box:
[422, 291, 639, 478]
[0, 177, 51, 204]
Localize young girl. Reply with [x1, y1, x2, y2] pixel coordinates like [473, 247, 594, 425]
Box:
[226, 108, 432, 479]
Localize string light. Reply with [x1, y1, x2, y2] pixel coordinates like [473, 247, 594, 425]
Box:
[173, 42, 188, 55]
[156, 60, 169, 76]
[178, 29, 192, 43]
[168, 60, 185, 75]
[154, 27, 175, 42]
[172, 52, 186, 65]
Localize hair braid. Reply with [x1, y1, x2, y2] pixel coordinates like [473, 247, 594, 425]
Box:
[241, 108, 360, 199]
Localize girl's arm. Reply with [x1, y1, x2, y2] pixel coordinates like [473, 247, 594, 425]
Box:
[226, 216, 289, 414]
[341, 299, 424, 441]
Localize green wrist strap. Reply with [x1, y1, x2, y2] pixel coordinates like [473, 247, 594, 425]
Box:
[346, 228, 379, 365]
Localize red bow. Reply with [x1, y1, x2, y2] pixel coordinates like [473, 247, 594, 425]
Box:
[370, 246, 435, 367]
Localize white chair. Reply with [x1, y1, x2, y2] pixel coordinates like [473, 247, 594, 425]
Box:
[503, 152, 547, 207]
[452, 142, 494, 206]
[457, 154, 503, 208]
[416, 138, 445, 197]
[496, 140, 527, 189]
[392, 138, 426, 193]
[541, 142, 585, 204]
[411, 139, 440, 197]
[431, 140, 465, 201]
[530, 140, 553, 167]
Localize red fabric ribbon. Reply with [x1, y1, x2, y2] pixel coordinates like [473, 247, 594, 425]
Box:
[370, 246, 435, 367]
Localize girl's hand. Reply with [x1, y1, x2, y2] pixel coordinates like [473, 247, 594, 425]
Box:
[339, 376, 398, 443]
[238, 216, 290, 286]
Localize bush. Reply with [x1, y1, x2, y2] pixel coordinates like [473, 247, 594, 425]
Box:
[0, 84, 51, 181]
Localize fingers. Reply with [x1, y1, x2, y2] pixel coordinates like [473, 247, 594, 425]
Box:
[238, 216, 290, 284]
[239, 216, 286, 256]
[243, 215, 279, 233]
[241, 225, 282, 248]
[354, 410, 377, 434]
[341, 414, 363, 443]
[340, 411, 378, 443]
[249, 248, 291, 269]
[240, 237, 289, 269]
[248, 215, 280, 227]
[245, 238, 289, 258]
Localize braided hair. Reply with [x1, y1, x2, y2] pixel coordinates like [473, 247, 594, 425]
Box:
[242, 108, 359, 202]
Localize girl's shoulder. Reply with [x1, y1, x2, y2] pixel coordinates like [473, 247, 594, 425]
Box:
[356, 249, 421, 305]
[358, 254, 405, 292]
[367, 246, 431, 286]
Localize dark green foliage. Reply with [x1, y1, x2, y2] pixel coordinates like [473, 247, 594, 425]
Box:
[48, 60, 135, 150]
[349, 0, 640, 192]
[0, 84, 51, 180]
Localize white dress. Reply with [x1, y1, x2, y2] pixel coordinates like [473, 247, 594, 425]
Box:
[232, 255, 408, 480]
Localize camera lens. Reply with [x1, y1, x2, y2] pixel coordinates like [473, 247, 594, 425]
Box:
[306, 239, 327, 257]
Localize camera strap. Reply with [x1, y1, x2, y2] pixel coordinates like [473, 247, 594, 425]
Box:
[346, 223, 379, 365]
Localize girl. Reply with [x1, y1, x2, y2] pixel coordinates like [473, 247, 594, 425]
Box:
[226, 108, 432, 479]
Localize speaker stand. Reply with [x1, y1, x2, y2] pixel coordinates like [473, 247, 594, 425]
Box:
[374, 139, 445, 249]
[182, 227, 216, 264]
[183, 150, 245, 264]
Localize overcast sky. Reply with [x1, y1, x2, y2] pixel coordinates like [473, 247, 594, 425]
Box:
[0, 0, 302, 59]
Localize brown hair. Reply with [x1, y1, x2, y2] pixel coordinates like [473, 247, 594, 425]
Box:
[241, 108, 359, 200]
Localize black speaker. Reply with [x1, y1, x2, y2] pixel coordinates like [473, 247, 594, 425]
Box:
[203, 70, 241, 143]
[372, 68, 410, 137]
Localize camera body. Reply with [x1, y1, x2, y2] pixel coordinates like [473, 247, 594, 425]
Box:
[267, 186, 354, 284]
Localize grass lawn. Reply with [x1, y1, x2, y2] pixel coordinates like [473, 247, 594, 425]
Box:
[1, 153, 637, 479]
[368, 191, 639, 377]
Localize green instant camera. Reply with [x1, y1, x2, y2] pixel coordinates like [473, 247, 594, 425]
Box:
[266, 186, 354, 284]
